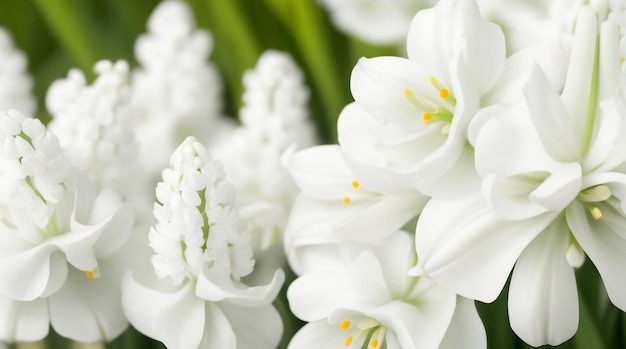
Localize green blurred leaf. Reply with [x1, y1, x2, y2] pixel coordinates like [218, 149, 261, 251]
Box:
[574, 295, 607, 349]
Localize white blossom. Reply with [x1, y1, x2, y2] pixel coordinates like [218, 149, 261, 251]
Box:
[0, 28, 36, 116]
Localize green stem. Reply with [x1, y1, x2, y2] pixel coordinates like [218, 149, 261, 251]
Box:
[16, 341, 47, 349]
[33, 0, 103, 79]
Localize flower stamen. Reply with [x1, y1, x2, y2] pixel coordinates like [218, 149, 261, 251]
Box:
[429, 76, 457, 105]
[352, 180, 360, 189]
[343, 197, 351, 205]
[341, 320, 351, 330]
[85, 267, 101, 279]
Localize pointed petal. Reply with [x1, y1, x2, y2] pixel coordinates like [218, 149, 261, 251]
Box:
[121, 274, 205, 349]
[567, 200, 626, 311]
[287, 272, 358, 322]
[414, 193, 555, 302]
[508, 219, 578, 346]
[196, 267, 284, 307]
[197, 303, 237, 349]
[219, 302, 282, 349]
[438, 297, 486, 349]
[0, 296, 48, 342]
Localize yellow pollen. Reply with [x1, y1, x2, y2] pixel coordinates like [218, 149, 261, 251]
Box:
[621, 57, 625, 64]
[422, 112, 433, 121]
[439, 88, 449, 99]
[344, 336, 353, 346]
[351, 180, 360, 189]
[591, 207, 602, 220]
[371, 339, 379, 348]
[403, 88, 415, 97]
[343, 197, 351, 205]
[86, 271, 94, 279]
[340, 320, 351, 330]
[85, 268, 100, 279]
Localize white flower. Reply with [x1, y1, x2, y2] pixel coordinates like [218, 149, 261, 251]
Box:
[413, 8, 626, 346]
[0, 109, 135, 342]
[319, 0, 436, 44]
[0, 28, 36, 116]
[344, 0, 509, 198]
[284, 143, 428, 275]
[131, 0, 231, 190]
[287, 231, 486, 349]
[122, 137, 284, 349]
[46, 60, 138, 198]
[213, 50, 317, 282]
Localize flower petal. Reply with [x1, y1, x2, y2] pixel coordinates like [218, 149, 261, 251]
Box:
[438, 297, 486, 349]
[121, 273, 205, 349]
[413, 193, 555, 302]
[567, 200, 626, 311]
[196, 303, 237, 349]
[508, 218, 578, 347]
[0, 295, 48, 342]
[219, 302, 282, 349]
[196, 267, 284, 307]
[286, 320, 353, 349]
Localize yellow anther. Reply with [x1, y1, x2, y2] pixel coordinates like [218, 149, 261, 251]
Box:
[344, 336, 353, 346]
[439, 88, 449, 99]
[340, 320, 351, 330]
[590, 207, 602, 220]
[351, 180, 360, 189]
[343, 197, 351, 205]
[621, 57, 625, 64]
[403, 88, 415, 98]
[85, 268, 100, 279]
[370, 339, 379, 348]
[422, 112, 433, 122]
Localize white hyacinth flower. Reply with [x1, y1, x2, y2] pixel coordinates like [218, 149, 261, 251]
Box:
[122, 137, 284, 349]
[413, 7, 626, 346]
[213, 50, 317, 281]
[0, 109, 135, 342]
[287, 231, 486, 349]
[131, 0, 231, 191]
[0, 27, 36, 116]
[46, 60, 138, 198]
[319, 0, 436, 44]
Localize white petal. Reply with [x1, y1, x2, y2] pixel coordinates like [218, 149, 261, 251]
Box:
[49, 265, 127, 342]
[0, 296, 48, 342]
[351, 251, 392, 303]
[438, 297, 486, 349]
[287, 320, 352, 349]
[287, 272, 358, 322]
[219, 302, 282, 349]
[197, 303, 237, 349]
[195, 267, 284, 307]
[567, 201, 626, 311]
[414, 193, 555, 302]
[121, 273, 205, 349]
[370, 231, 415, 295]
[508, 219, 578, 347]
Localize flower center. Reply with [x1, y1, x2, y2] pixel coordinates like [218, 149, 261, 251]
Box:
[578, 184, 611, 219]
[339, 318, 387, 348]
[403, 76, 456, 134]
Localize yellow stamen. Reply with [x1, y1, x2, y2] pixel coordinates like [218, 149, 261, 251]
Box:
[621, 57, 625, 64]
[370, 339, 379, 348]
[85, 267, 100, 279]
[439, 88, 449, 99]
[343, 197, 351, 205]
[590, 207, 602, 219]
[352, 180, 360, 189]
[344, 336, 353, 346]
[403, 88, 414, 98]
[340, 320, 351, 330]
[422, 112, 433, 122]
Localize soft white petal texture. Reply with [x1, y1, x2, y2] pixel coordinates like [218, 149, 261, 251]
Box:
[567, 200, 626, 311]
[438, 297, 486, 349]
[350, 56, 432, 126]
[196, 303, 237, 349]
[0, 296, 48, 342]
[351, 251, 392, 303]
[122, 274, 205, 349]
[371, 230, 415, 296]
[287, 320, 354, 349]
[287, 272, 358, 322]
[195, 267, 284, 307]
[508, 219, 578, 347]
[413, 193, 556, 302]
[48, 265, 127, 342]
[219, 301, 282, 349]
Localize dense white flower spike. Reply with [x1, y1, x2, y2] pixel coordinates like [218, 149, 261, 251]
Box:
[122, 137, 284, 349]
[0, 28, 36, 116]
[213, 50, 317, 281]
[413, 7, 626, 346]
[0, 109, 135, 342]
[284, 143, 428, 275]
[131, 0, 230, 190]
[46, 60, 138, 197]
[319, 0, 436, 44]
[287, 231, 486, 349]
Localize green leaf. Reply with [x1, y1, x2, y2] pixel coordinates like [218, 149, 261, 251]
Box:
[574, 295, 607, 349]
